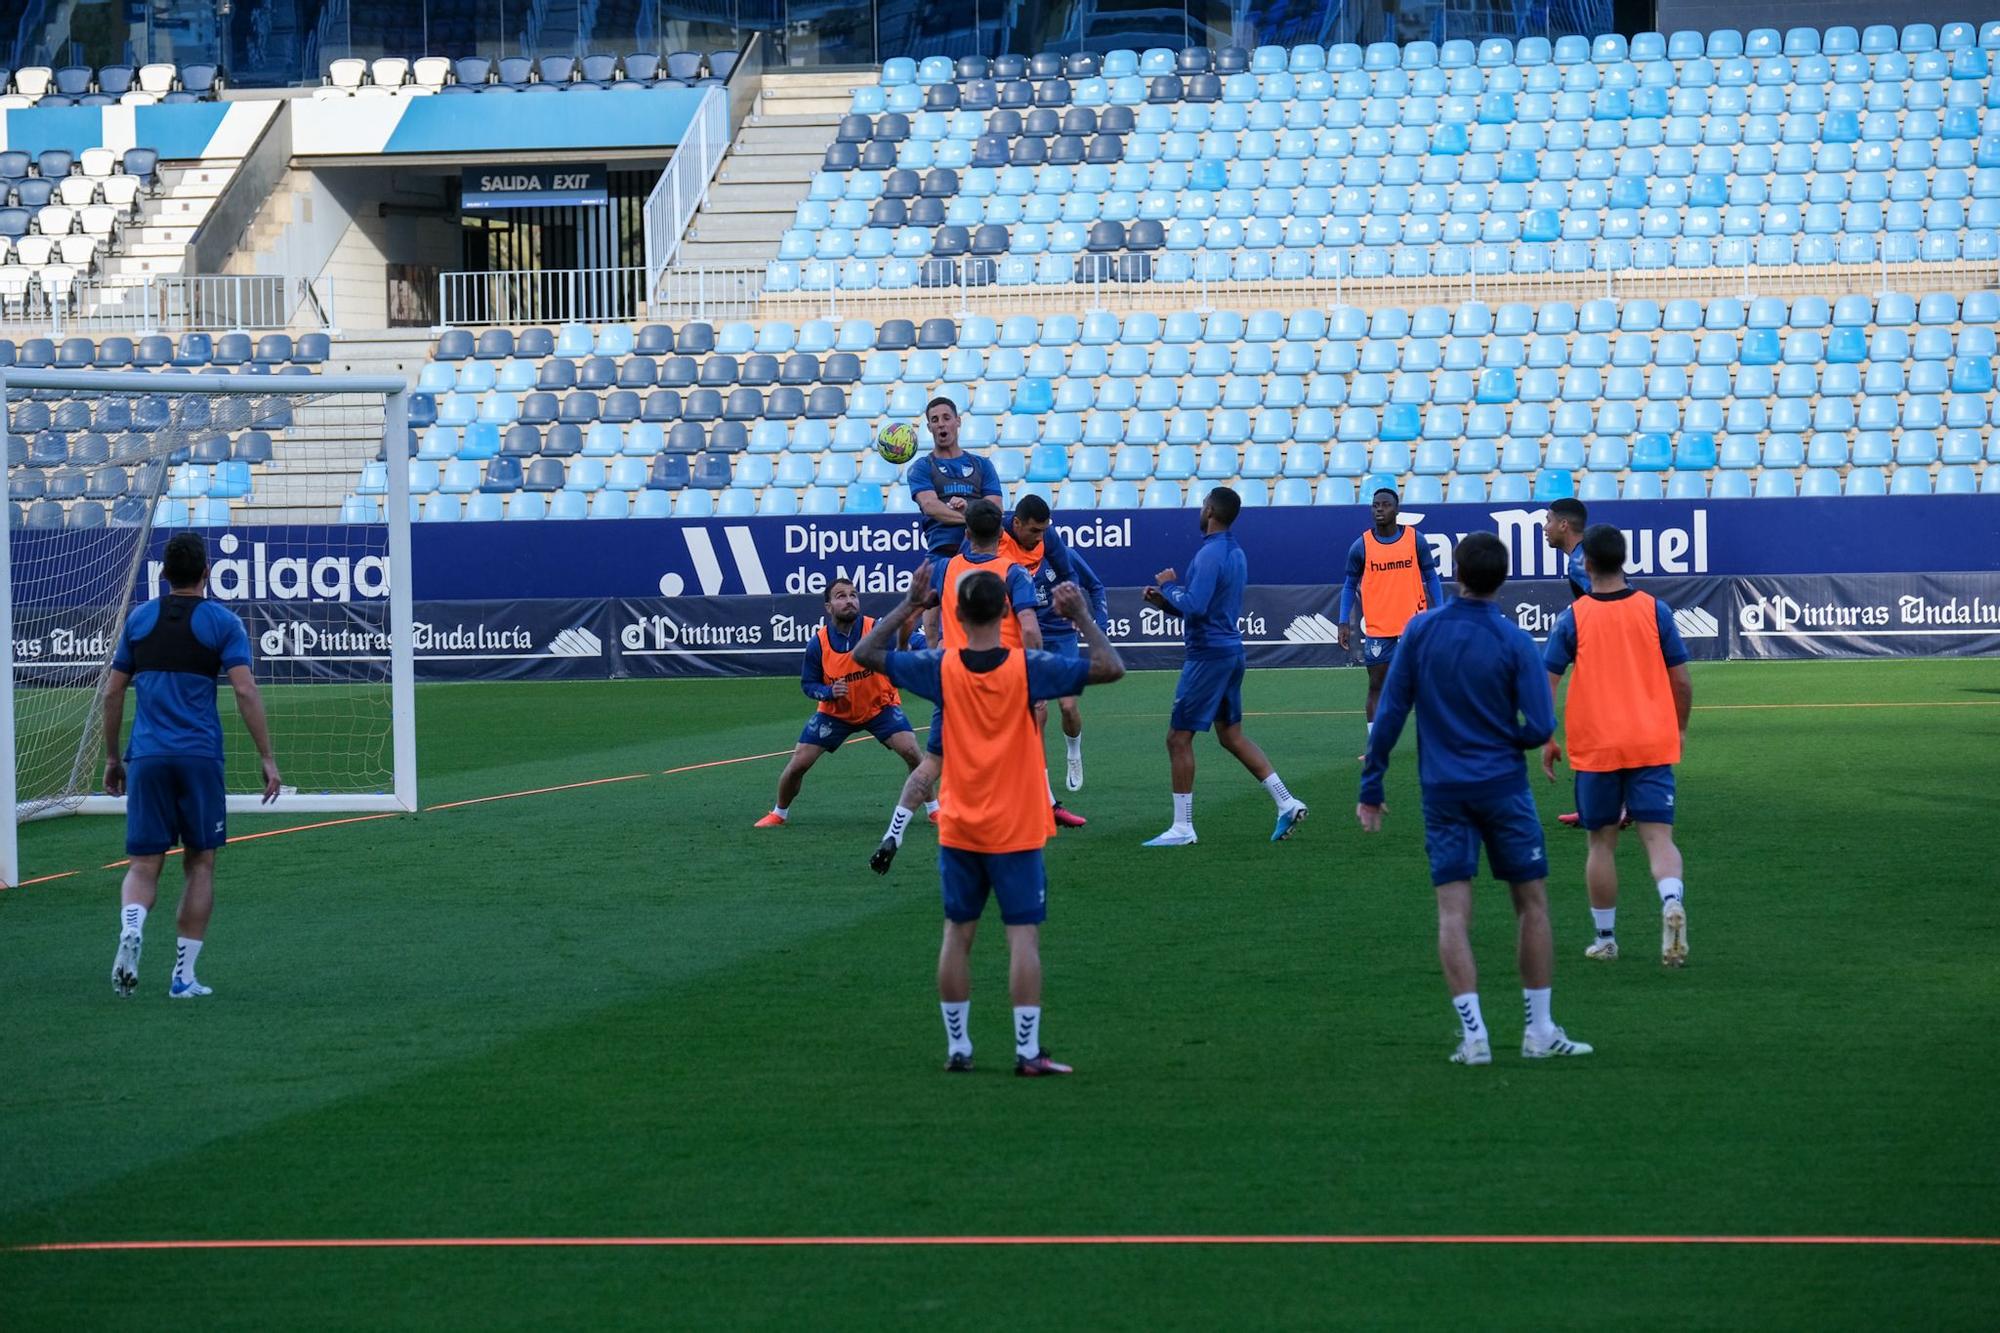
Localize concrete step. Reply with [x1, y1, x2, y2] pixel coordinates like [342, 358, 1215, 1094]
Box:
[741, 111, 844, 130]
[133, 223, 199, 247]
[101, 255, 184, 278]
[702, 180, 808, 211]
[716, 153, 825, 184]
[147, 195, 219, 224]
[122, 240, 191, 259]
[735, 120, 839, 143]
[683, 213, 788, 244]
[671, 240, 777, 266]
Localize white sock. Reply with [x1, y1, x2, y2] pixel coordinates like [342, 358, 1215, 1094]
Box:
[771, 805, 789, 820]
[1591, 907, 1616, 938]
[1172, 791, 1193, 829]
[1452, 992, 1487, 1042]
[1065, 733, 1082, 762]
[1261, 772, 1294, 808]
[121, 903, 146, 937]
[1014, 1005, 1042, 1058]
[1658, 876, 1684, 904]
[1366, 721, 1374, 738]
[923, 799, 939, 815]
[886, 804, 913, 846]
[1046, 773, 1057, 805]
[941, 1000, 971, 1056]
[174, 937, 202, 984]
[1523, 987, 1554, 1038]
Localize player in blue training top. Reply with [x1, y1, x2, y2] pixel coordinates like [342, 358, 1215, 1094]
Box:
[1141, 485, 1308, 847]
[754, 578, 923, 828]
[1355, 532, 1593, 1066]
[1545, 498, 1592, 601]
[1337, 486, 1444, 758]
[1543, 497, 1593, 828]
[905, 395, 1003, 648]
[854, 567, 1125, 1075]
[103, 532, 281, 999]
[1004, 496, 1108, 794]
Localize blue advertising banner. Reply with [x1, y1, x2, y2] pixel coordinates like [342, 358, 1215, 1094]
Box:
[461, 165, 609, 211]
[9, 501, 1997, 680]
[401, 497, 2000, 604]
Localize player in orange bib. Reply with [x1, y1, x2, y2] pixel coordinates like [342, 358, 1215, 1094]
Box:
[1541, 525, 1694, 968]
[870, 500, 1041, 875]
[1338, 486, 1443, 758]
[856, 563, 1124, 1075]
[755, 578, 923, 826]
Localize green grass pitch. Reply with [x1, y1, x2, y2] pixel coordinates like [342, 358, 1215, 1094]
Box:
[2, 659, 1996, 1329]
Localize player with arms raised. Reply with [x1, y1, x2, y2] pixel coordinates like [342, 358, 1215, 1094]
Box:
[755, 578, 922, 827]
[104, 532, 281, 998]
[871, 500, 1040, 873]
[856, 566, 1125, 1074]
[1000, 494, 1101, 815]
[905, 396, 1002, 646]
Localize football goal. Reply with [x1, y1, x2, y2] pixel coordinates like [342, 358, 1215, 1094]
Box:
[0, 365, 416, 886]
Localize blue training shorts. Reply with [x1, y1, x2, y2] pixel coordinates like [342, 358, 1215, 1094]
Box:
[125, 755, 228, 857]
[798, 705, 913, 752]
[1170, 654, 1245, 733]
[1363, 635, 1399, 666]
[939, 846, 1048, 926]
[1041, 630, 1082, 661]
[1421, 783, 1548, 887]
[925, 702, 944, 756]
[1575, 765, 1676, 830]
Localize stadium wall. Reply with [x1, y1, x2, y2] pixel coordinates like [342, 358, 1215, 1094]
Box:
[13, 501, 2000, 680]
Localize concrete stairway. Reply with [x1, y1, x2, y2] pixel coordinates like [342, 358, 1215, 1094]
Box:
[671, 69, 876, 271]
[99, 160, 242, 284]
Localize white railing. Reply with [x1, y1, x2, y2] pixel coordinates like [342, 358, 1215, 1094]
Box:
[657, 251, 2000, 321]
[437, 266, 650, 327]
[643, 85, 731, 298]
[0, 275, 309, 336]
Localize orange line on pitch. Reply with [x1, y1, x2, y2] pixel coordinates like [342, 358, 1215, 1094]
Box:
[424, 773, 652, 812]
[100, 813, 404, 870]
[13, 870, 80, 887]
[11, 1234, 1999, 1254]
[662, 750, 793, 775]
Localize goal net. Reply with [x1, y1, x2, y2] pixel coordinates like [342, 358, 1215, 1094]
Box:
[1, 366, 415, 886]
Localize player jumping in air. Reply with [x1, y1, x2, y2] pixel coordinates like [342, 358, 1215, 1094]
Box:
[871, 500, 1040, 875]
[103, 532, 282, 998]
[1356, 532, 1592, 1064]
[856, 567, 1125, 1074]
[755, 578, 923, 827]
[1338, 485, 1443, 760]
[1543, 524, 1693, 967]
[1141, 485, 1308, 846]
[905, 395, 1003, 649]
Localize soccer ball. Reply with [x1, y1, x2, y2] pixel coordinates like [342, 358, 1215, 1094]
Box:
[875, 421, 920, 465]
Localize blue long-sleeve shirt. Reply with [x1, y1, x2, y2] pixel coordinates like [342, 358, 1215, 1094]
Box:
[1160, 530, 1247, 660]
[799, 617, 866, 700]
[1565, 543, 1591, 600]
[1027, 528, 1109, 636]
[1358, 597, 1557, 806]
[1338, 527, 1445, 625]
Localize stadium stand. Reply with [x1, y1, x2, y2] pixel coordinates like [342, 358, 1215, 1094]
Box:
[381, 292, 2000, 520]
[316, 50, 737, 97]
[0, 63, 220, 107]
[759, 25, 2000, 292]
[2, 332, 331, 529]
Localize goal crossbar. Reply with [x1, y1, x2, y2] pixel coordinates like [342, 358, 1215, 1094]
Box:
[0, 366, 419, 886]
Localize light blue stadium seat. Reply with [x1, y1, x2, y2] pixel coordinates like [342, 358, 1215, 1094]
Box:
[1142, 480, 1182, 508]
[1889, 467, 1932, 495]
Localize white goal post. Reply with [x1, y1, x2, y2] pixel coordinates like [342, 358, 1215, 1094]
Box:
[0, 366, 417, 886]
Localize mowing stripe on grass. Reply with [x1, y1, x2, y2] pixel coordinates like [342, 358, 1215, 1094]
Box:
[11, 1234, 1999, 1253]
